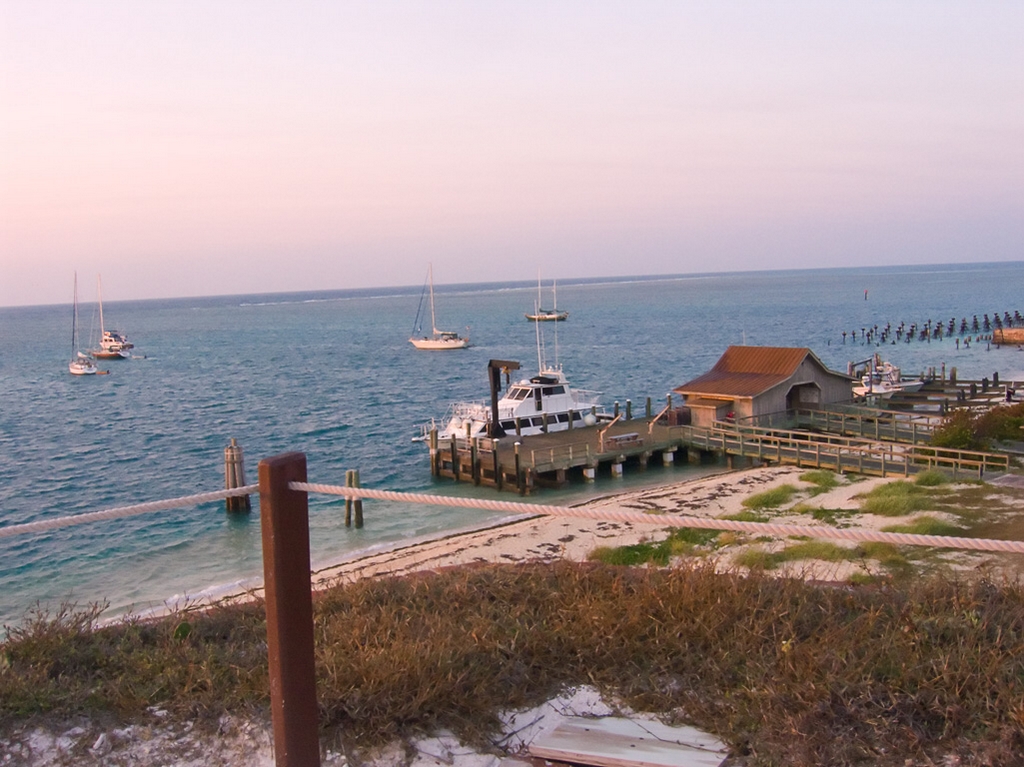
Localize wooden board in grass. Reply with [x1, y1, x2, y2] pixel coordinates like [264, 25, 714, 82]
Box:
[529, 716, 727, 767]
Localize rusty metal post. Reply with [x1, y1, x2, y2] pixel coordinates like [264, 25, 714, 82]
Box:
[258, 453, 321, 767]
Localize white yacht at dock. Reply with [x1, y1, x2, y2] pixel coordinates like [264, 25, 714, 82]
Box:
[418, 324, 608, 441]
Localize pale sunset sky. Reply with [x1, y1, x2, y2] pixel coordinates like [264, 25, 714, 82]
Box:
[1, 1, 1021, 307]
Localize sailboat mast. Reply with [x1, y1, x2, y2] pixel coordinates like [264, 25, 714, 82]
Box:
[71, 273, 78, 358]
[429, 263, 438, 335]
[97, 275, 105, 339]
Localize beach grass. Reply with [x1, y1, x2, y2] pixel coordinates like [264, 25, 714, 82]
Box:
[740, 484, 798, 510]
[589, 527, 720, 566]
[3, 563, 1024, 766]
[799, 469, 840, 495]
[858, 480, 934, 516]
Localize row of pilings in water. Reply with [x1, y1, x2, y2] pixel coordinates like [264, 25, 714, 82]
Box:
[842, 310, 1024, 345]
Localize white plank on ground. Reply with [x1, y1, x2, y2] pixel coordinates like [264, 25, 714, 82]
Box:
[528, 716, 727, 767]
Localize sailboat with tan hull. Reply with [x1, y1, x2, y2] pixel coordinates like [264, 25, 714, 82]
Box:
[409, 264, 469, 350]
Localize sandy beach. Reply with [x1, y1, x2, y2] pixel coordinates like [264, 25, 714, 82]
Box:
[308, 463, 992, 590]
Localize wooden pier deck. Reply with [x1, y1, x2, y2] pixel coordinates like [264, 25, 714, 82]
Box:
[429, 414, 1010, 494]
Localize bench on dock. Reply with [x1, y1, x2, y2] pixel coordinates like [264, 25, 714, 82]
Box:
[604, 432, 643, 449]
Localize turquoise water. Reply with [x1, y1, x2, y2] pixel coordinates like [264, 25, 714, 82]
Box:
[1, 262, 1022, 626]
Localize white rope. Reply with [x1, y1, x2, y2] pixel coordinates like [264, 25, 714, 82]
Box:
[0, 485, 259, 540]
[292, 481, 1024, 555]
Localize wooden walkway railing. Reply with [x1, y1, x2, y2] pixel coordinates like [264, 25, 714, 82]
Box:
[737, 406, 943, 446]
[667, 423, 1009, 479]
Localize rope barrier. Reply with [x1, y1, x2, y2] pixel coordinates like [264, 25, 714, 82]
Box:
[5, 478, 1024, 556]
[292, 481, 1024, 555]
[0, 485, 259, 540]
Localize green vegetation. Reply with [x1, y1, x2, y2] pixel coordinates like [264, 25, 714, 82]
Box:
[859, 480, 933, 516]
[931, 402, 1024, 450]
[881, 516, 965, 538]
[733, 540, 858, 570]
[741, 484, 798, 510]
[589, 527, 720, 566]
[913, 469, 949, 487]
[720, 510, 769, 523]
[3, 564, 1023, 766]
[799, 470, 840, 496]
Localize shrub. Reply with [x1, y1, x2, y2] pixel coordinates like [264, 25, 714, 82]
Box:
[931, 409, 986, 451]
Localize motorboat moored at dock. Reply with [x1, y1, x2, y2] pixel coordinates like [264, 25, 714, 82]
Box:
[417, 364, 607, 442]
[851, 354, 924, 399]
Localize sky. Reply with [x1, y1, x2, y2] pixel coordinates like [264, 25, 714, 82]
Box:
[1, 1, 1022, 307]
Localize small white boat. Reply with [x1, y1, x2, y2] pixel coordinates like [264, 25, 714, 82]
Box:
[90, 276, 134, 359]
[68, 273, 98, 376]
[525, 274, 568, 321]
[852, 355, 924, 398]
[409, 264, 469, 350]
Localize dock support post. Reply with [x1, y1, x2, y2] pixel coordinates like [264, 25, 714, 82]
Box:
[646, 397, 652, 418]
[611, 458, 624, 477]
[583, 465, 596, 481]
[625, 400, 632, 420]
[429, 429, 439, 477]
[491, 440, 502, 490]
[257, 453, 321, 767]
[470, 439, 480, 485]
[224, 439, 251, 513]
[342, 469, 362, 528]
[514, 442, 523, 495]
[614, 401, 619, 418]
[568, 409, 574, 431]
[662, 449, 675, 466]
[451, 436, 459, 481]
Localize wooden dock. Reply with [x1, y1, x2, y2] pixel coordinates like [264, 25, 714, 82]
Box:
[428, 414, 1010, 494]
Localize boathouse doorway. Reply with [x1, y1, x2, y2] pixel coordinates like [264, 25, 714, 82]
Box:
[785, 382, 822, 410]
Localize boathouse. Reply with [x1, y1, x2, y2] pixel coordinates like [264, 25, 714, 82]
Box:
[673, 346, 854, 428]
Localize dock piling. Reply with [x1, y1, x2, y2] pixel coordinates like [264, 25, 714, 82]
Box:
[224, 439, 251, 513]
[344, 470, 363, 528]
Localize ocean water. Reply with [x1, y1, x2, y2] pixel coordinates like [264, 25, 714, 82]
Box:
[2, 262, 1023, 627]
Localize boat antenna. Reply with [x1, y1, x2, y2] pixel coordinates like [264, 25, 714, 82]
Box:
[553, 303, 560, 370]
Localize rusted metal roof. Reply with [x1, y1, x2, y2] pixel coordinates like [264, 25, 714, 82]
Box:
[674, 345, 819, 399]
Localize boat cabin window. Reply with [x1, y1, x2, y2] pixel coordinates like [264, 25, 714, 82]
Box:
[572, 412, 584, 422]
[500, 420, 515, 431]
[556, 413, 569, 423]
[541, 385, 566, 396]
[531, 417, 545, 427]
[508, 387, 530, 400]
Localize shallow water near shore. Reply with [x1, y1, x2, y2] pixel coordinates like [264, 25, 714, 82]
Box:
[1, 262, 1023, 626]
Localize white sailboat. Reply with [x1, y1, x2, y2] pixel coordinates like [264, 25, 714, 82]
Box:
[409, 264, 469, 350]
[68, 273, 98, 376]
[90, 275, 133, 359]
[525, 273, 568, 321]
